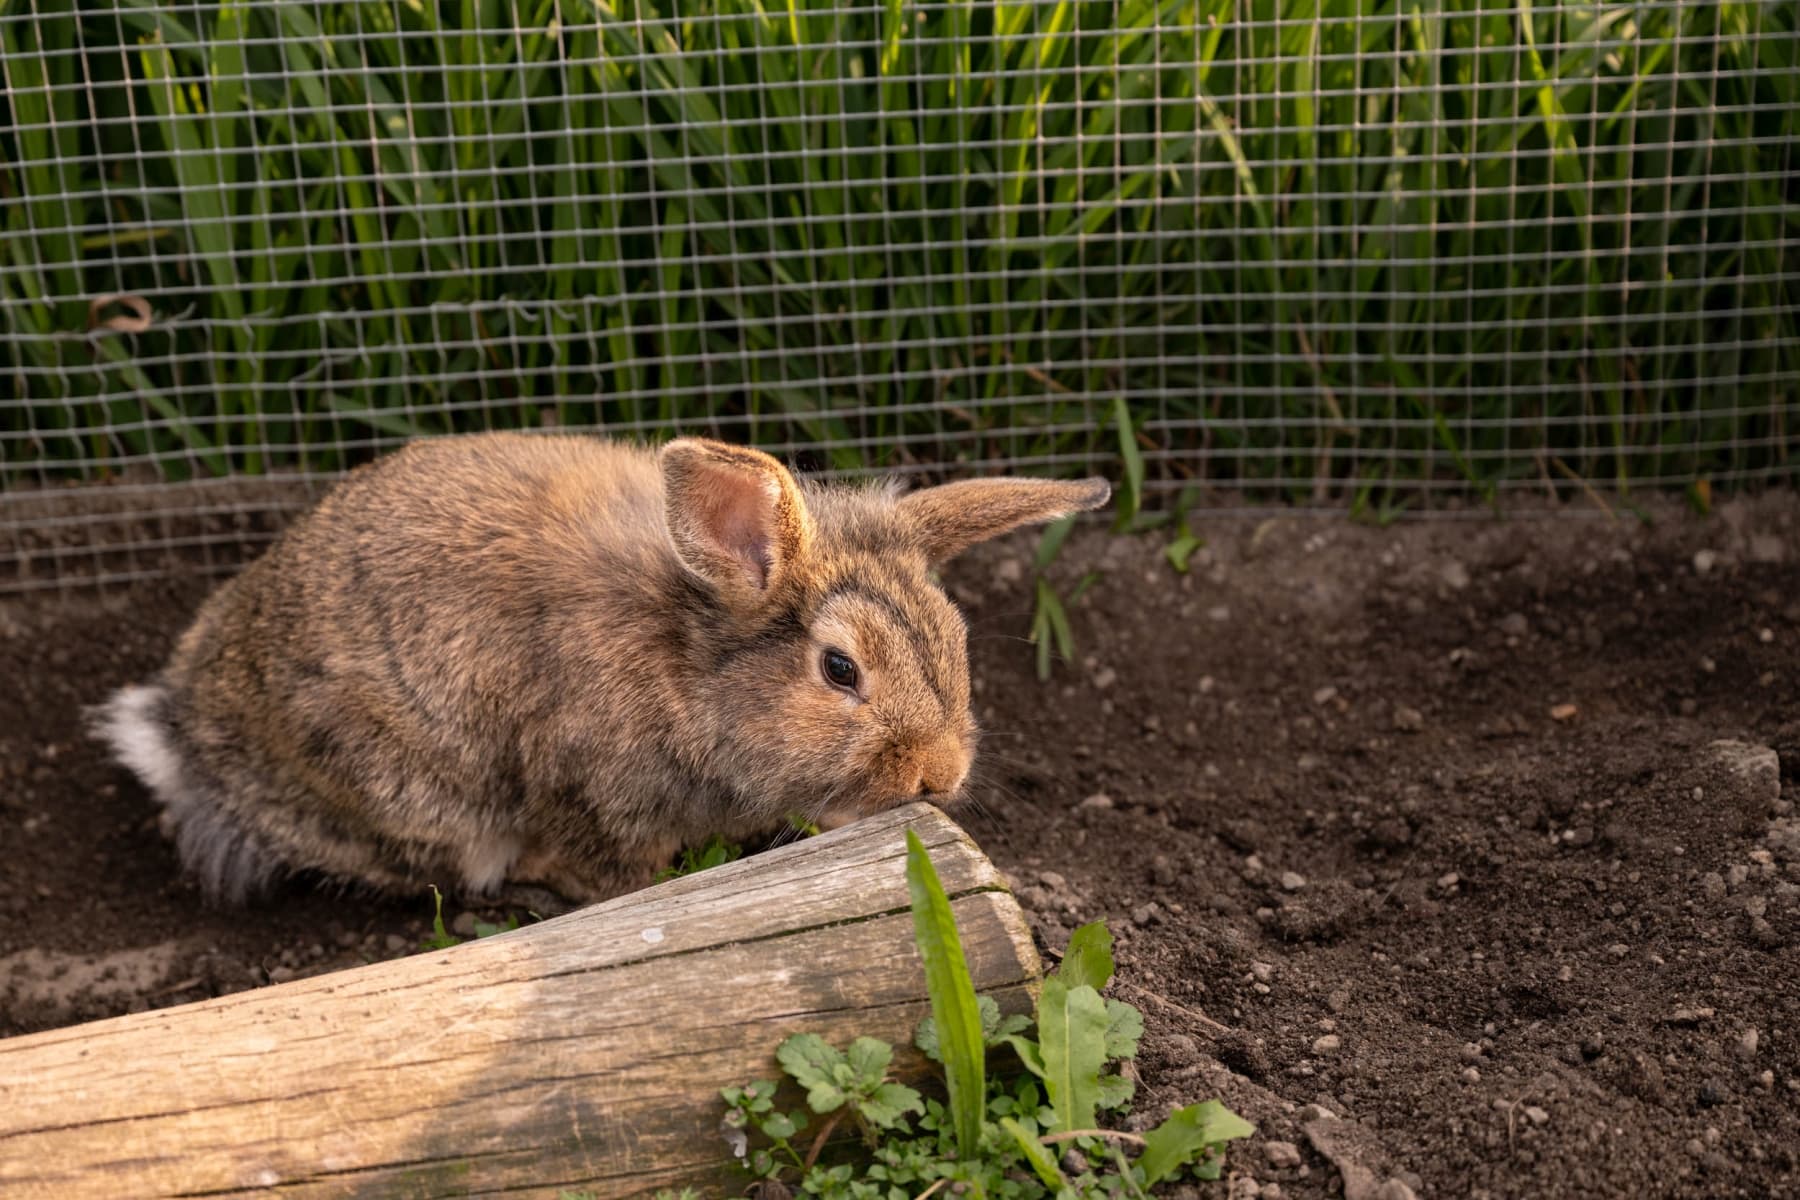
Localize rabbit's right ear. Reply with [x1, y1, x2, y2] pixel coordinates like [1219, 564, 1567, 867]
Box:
[661, 438, 813, 605]
[897, 475, 1112, 564]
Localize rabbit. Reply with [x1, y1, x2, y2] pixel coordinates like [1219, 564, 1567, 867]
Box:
[92, 433, 1110, 912]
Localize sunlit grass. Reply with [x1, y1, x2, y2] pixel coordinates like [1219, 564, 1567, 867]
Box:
[1, 0, 1794, 503]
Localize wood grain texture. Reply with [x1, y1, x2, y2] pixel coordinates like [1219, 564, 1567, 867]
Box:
[0, 803, 1040, 1199]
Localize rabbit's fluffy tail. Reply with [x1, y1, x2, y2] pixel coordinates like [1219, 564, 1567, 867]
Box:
[92, 684, 282, 906]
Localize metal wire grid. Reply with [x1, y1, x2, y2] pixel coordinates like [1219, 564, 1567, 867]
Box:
[2, 0, 1796, 593]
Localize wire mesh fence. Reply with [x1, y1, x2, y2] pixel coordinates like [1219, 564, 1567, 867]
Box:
[2, 0, 1796, 592]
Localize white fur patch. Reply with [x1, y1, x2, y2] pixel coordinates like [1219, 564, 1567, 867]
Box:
[95, 685, 182, 799]
[459, 834, 522, 895]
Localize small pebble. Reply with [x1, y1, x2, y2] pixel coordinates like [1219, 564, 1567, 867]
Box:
[1749, 534, 1787, 563]
[1669, 1007, 1716, 1025]
[1461, 1067, 1481, 1084]
[1550, 703, 1579, 722]
[1263, 1141, 1302, 1169]
[1523, 1106, 1549, 1126]
[1151, 855, 1177, 887]
[1374, 1181, 1418, 1200]
[1313, 686, 1339, 705]
[1693, 549, 1719, 574]
[1280, 871, 1307, 891]
[1393, 706, 1425, 732]
[384, 934, 409, 953]
[1607, 943, 1630, 958]
[1311, 1034, 1342, 1056]
[1250, 961, 1276, 984]
[1080, 792, 1115, 810]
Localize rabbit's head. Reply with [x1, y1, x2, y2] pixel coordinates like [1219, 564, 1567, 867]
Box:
[660, 438, 1110, 828]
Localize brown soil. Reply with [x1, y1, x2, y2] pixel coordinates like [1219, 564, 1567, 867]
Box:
[3, 486, 1798, 1200]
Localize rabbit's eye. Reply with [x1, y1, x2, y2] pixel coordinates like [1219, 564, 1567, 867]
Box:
[822, 649, 860, 691]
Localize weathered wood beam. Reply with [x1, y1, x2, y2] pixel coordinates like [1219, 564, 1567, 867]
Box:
[0, 803, 1040, 1199]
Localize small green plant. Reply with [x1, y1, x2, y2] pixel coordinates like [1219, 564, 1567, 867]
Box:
[1110, 398, 1155, 536]
[655, 834, 746, 882]
[661, 831, 1251, 1198]
[1028, 515, 1101, 682]
[653, 818, 820, 886]
[419, 884, 523, 951]
[1347, 478, 1413, 528]
[1031, 404, 1210, 678]
[1162, 486, 1205, 574]
[421, 883, 459, 951]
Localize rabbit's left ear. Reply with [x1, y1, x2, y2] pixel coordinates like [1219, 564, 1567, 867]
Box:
[897, 476, 1111, 564]
[661, 438, 814, 604]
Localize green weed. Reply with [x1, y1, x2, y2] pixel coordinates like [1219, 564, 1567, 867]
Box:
[1029, 406, 1203, 680]
[1162, 488, 1206, 574]
[659, 831, 1251, 1197]
[1028, 515, 1101, 682]
[654, 834, 746, 883]
[419, 883, 523, 951]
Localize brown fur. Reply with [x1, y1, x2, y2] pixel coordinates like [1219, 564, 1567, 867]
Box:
[92, 434, 1110, 910]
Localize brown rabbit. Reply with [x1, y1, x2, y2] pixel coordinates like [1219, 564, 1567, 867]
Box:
[93, 433, 1109, 910]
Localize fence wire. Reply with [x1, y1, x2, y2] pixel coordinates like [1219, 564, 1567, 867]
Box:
[2, 0, 1796, 592]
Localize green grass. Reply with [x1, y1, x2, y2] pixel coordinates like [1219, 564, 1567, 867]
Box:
[1, 0, 1794, 504]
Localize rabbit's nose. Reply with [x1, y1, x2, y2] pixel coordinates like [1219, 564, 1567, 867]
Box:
[913, 741, 971, 799]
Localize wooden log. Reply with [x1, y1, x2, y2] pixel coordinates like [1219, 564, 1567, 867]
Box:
[0, 803, 1040, 1199]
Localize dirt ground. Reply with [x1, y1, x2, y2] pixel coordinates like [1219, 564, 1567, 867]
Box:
[3, 484, 1797, 1200]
